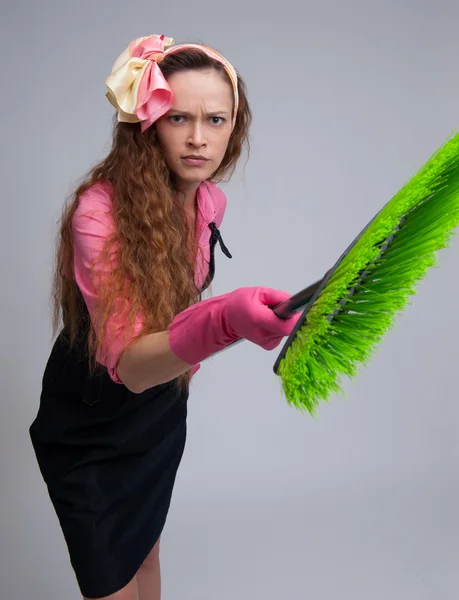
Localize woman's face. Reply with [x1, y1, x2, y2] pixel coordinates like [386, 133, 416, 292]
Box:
[155, 69, 234, 192]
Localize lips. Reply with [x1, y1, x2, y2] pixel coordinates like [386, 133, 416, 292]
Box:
[181, 155, 209, 166]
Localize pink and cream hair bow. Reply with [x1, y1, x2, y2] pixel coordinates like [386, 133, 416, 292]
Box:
[105, 34, 239, 133]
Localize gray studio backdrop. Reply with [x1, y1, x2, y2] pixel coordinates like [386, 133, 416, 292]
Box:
[2, 1, 458, 598]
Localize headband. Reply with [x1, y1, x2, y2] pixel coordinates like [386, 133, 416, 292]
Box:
[105, 34, 239, 133]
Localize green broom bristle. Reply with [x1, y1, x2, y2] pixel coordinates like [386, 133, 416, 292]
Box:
[278, 131, 459, 416]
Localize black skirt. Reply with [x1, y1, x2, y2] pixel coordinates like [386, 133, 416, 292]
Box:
[29, 330, 188, 598]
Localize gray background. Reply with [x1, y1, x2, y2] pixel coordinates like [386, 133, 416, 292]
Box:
[1, 0, 458, 598]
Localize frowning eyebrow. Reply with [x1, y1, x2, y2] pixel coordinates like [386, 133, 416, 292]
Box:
[168, 110, 231, 117]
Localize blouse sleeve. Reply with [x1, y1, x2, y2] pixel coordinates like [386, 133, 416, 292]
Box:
[72, 183, 144, 383]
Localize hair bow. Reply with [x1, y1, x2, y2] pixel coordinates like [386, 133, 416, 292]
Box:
[105, 34, 238, 133]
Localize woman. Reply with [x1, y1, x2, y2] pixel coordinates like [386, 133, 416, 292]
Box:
[29, 34, 300, 600]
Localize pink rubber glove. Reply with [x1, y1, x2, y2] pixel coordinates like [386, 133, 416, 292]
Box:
[168, 287, 301, 366]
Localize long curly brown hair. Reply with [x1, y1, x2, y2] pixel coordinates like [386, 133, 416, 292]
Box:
[52, 47, 252, 389]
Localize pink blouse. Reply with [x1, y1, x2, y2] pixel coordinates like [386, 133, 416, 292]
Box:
[72, 179, 228, 383]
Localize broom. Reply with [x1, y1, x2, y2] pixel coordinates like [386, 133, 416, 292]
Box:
[269, 129, 459, 416]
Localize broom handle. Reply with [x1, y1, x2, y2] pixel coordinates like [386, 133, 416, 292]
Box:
[271, 268, 332, 316]
[269, 276, 324, 318]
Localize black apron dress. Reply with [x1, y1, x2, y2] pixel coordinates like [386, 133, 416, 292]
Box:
[29, 222, 231, 598]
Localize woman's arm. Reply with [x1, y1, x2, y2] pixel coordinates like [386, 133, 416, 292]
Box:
[116, 331, 192, 393]
[72, 184, 298, 394]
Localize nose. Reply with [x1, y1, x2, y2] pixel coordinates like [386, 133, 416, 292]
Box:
[187, 122, 207, 148]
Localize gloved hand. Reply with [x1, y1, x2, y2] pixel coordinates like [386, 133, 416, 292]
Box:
[168, 287, 300, 366]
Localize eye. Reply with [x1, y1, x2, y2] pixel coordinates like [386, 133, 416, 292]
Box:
[169, 115, 185, 124]
[210, 116, 225, 125]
